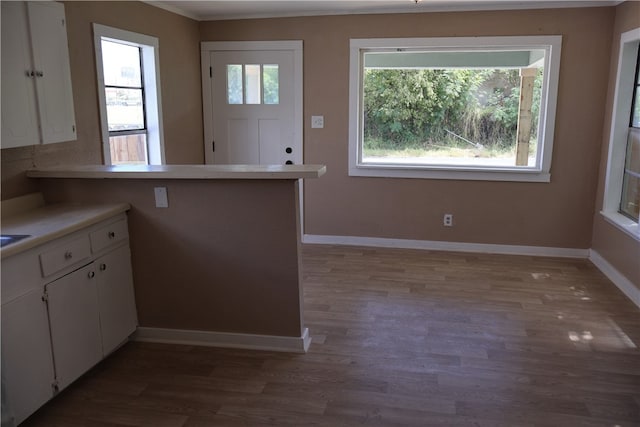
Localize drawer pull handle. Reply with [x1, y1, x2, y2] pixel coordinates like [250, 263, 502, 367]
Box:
[64, 251, 73, 260]
[100, 263, 107, 271]
[88, 271, 95, 279]
[108, 231, 116, 239]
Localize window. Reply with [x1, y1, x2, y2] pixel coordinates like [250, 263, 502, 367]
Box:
[603, 27, 640, 240]
[620, 49, 640, 221]
[349, 36, 562, 182]
[226, 64, 279, 105]
[93, 24, 165, 165]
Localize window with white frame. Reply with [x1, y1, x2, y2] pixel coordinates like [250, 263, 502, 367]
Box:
[93, 24, 165, 165]
[349, 36, 562, 182]
[602, 27, 640, 239]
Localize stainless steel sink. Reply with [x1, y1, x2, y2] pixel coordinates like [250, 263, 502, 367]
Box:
[0, 235, 31, 248]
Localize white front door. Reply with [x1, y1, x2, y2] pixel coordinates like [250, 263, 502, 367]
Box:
[202, 42, 302, 166]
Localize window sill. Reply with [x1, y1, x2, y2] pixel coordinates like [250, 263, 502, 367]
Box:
[600, 211, 640, 242]
[349, 164, 551, 183]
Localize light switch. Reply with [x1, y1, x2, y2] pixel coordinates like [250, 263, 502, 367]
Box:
[311, 115, 324, 129]
[154, 187, 168, 208]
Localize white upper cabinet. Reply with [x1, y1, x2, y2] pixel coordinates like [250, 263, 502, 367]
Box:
[1, 1, 76, 149]
[1, 1, 40, 148]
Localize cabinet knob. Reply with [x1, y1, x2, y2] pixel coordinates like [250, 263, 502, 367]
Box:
[100, 263, 107, 271]
[108, 231, 116, 239]
[35, 71, 44, 77]
[64, 251, 73, 260]
[88, 271, 95, 279]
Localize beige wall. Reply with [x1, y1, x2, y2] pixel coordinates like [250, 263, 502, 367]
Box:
[1, 1, 204, 200]
[200, 7, 615, 249]
[592, 1, 640, 288]
[38, 178, 304, 337]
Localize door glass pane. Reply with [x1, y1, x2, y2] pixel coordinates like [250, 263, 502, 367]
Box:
[227, 65, 243, 104]
[245, 64, 261, 104]
[101, 40, 141, 87]
[109, 134, 148, 165]
[105, 88, 144, 131]
[263, 64, 279, 105]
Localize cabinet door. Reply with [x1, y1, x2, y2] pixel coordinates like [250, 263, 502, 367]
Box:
[97, 245, 138, 355]
[27, 1, 76, 144]
[0, 1, 40, 148]
[46, 263, 102, 391]
[1, 289, 55, 425]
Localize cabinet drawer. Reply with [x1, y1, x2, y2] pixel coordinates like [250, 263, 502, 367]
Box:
[90, 219, 128, 253]
[39, 236, 91, 277]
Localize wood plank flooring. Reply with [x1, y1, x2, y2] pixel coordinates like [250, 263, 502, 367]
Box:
[21, 244, 640, 426]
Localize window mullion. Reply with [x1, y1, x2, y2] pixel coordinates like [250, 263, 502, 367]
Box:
[242, 65, 246, 104]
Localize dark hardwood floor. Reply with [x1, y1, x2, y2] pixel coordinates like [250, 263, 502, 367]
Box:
[21, 244, 640, 426]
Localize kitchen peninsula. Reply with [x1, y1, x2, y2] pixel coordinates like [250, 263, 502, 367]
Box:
[27, 164, 326, 353]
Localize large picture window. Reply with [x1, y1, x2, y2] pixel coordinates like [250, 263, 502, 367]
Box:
[349, 36, 562, 182]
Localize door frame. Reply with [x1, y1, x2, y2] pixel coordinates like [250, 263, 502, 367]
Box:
[200, 40, 303, 165]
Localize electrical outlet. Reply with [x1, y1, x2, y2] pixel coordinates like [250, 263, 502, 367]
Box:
[154, 187, 169, 208]
[443, 214, 453, 227]
[311, 115, 324, 129]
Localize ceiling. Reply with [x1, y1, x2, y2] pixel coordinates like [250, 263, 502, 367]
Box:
[146, 0, 620, 21]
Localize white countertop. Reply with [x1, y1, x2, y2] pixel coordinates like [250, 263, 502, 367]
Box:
[1, 202, 130, 259]
[26, 164, 327, 180]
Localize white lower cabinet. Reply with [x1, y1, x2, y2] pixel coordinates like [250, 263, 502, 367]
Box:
[1, 288, 55, 425]
[46, 263, 103, 391]
[96, 245, 137, 356]
[0, 214, 137, 425]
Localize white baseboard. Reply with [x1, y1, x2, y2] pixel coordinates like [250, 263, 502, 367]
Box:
[302, 234, 590, 258]
[589, 250, 640, 309]
[134, 327, 311, 353]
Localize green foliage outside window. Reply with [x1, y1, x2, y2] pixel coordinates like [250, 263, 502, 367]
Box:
[363, 68, 543, 153]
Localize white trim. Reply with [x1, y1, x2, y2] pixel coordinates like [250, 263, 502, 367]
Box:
[141, 1, 200, 21]
[302, 234, 589, 258]
[134, 327, 311, 353]
[144, 1, 621, 22]
[348, 166, 551, 183]
[201, 48, 214, 164]
[602, 27, 640, 232]
[92, 24, 166, 165]
[201, 40, 303, 52]
[348, 35, 562, 182]
[589, 250, 640, 309]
